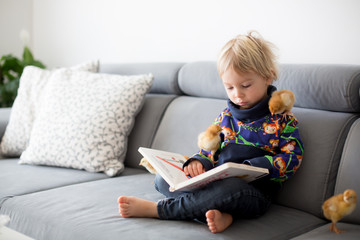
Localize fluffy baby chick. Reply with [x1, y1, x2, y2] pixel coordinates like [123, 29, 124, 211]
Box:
[269, 90, 296, 120]
[322, 189, 357, 233]
[197, 124, 222, 163]
[139, 158, 157, 174]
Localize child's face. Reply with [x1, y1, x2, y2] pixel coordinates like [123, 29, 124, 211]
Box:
[222, 68, 272, 110]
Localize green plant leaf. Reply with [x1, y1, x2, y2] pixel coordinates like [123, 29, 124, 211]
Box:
[5, 77, 20, 92]
[32, 60, 46, 69]
[23, 46, 34, 65]
[1, 54, 24, 73]
[0, 84, 16, 107]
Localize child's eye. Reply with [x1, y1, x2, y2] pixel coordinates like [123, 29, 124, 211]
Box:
[242, 85, 251, 88]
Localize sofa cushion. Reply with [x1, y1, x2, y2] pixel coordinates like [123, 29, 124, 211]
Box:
[275, 108, 358, 217]
[125, 94, 178, 169]
[178, 61, 227, 99]
[19, 69, 153, 176]
[100, 62, 184, 95]
[334, 118, 360, 224]
[151, 96, 227, 155]
[291, 223, 360, 239]
[0, 159, 107, 206]
[0, 173, 325, 240]
[274, 64, 360, 113]
[0, 61, 99, 157]
[0, 159, 146, 208]
[178, 62, 360, 113]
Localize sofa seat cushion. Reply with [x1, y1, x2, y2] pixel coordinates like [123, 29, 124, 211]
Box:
[0, 159, 146, 207]
[291, 223, 360, 240]
[1, 172, 325, 240]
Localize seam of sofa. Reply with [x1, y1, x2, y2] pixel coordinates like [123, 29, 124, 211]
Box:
[347, 70, 360, 112]
[0, 176, 115, 209]
[170, 65, 185, 95]
[1, 171, 148, 205]
[288, 222, 327, 240]
[287, 222, 328, 240]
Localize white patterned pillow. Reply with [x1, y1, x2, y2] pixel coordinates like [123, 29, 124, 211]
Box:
[19, 69, 153, 176]
[0, 60, 99, 157]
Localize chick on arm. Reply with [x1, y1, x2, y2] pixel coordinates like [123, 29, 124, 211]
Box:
[322, 189, 357, 234]
[197, 124, 222, 163]
[269, 90, 296, 120]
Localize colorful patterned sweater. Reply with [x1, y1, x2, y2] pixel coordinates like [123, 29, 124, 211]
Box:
[185, 86, 304, 183]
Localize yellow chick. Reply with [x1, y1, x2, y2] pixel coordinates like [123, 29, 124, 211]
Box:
[269, 90, 296, 120]
[322, 189, 357, 233]
[197, 124, 222, 163]
[139, 158, 157, 174]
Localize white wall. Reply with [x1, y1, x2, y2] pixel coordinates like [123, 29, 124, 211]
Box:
[2, 0, 360, 68]
[0, 0, 33, 58]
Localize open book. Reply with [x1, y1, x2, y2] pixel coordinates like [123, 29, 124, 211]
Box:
[138, 147, 269, 192]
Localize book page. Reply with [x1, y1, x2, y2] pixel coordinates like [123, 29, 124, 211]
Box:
[153, 153, 188, 182]
[138, 148, 189, 186]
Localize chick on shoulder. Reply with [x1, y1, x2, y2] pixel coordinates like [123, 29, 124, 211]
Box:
[184, 85, 304, 184]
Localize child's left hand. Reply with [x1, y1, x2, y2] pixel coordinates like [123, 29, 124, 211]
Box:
[184, 160, 205, 178]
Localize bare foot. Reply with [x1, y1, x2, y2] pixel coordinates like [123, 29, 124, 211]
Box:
[206, 209, 233, 233]
[118, 196, 159, 218]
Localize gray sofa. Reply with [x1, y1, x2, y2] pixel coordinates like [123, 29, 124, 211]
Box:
[0, 61, 360, 239]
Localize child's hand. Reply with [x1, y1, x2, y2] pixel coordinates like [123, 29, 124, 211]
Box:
[184, 160, 205, 178]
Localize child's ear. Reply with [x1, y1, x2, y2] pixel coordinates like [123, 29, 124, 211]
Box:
[266, 70, 276, 85]
[265, 77, 273, 85]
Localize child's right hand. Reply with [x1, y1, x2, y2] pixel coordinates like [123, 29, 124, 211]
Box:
[184, 160, 205, 178]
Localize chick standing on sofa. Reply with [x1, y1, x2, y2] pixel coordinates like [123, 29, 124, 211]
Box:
[118, 31, 304, 234]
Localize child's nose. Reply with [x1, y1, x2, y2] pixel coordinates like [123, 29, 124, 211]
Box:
[234, 89, 244, 98]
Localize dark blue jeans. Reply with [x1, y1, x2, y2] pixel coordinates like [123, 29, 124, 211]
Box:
[154, 174, 272, 222]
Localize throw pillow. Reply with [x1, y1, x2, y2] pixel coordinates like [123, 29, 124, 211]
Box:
[0, 60, 99, 157]
[19, 69, 153, 177]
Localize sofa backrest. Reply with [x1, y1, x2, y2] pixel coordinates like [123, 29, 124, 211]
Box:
[178, 61, 360, 113]
[274, 64, 360, 112]
[100, 62, 184, 95]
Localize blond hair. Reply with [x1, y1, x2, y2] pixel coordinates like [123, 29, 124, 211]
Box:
[217, 31, 278, 81]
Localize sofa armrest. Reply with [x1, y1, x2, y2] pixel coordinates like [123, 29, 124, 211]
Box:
[0, 107, 11, 140]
